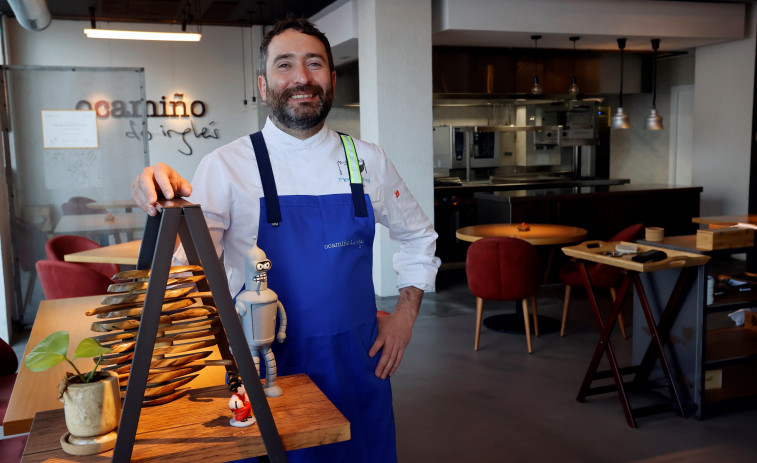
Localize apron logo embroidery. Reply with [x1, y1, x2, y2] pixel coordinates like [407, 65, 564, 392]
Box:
[337, 158, 367, 176]
[395, 190, 400, 198]
[324, 239, 365, 250]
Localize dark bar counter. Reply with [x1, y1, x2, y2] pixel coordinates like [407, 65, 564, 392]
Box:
[435, 183, 702, 265]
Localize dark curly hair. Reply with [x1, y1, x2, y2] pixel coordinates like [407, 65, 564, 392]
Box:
[258, 14, 334, 78]
[226, 373, 243, 392]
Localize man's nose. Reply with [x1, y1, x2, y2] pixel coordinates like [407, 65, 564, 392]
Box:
[292, 64, 312, 84]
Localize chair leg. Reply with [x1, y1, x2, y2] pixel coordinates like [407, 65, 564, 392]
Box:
[475, 297, 484, 351]
[521, 298, 533, 354]
[610, 287, 629, 339]
[531, 295, 539, 336]
[561, 285, 572, 336]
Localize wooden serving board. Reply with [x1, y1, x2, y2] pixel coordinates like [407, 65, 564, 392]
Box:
[562, 241, 711, 272]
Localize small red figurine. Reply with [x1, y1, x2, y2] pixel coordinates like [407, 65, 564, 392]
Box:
[227, 373, 256, 427]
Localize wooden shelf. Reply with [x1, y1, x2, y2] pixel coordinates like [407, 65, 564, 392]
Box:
[708, 288, 757, 314]
[706, 326, 757, 365]
[21, 374, 349, 462]
[704, 363, 757, 403]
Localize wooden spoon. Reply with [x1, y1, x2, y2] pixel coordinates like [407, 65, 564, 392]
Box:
[112, 265, 204, 281]
[107, 275, 206, 293]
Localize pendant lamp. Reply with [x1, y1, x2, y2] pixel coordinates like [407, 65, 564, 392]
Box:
[645, 38, 664, 130]
[531, 35, 543, 95]
[240, 25, 248, 111]
[568, 36, 580, 97]
[611, 38, 631, 129]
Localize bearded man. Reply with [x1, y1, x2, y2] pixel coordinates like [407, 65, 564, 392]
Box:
[131, 16, 440, 463]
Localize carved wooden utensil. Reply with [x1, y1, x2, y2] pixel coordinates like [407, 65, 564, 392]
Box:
[112, 265, 204, 281]
[102, 350, 214, 374]
[99, 286, 195, 306]
[92, 298, 215, 319]
[107, 274, 206, 293]
[86, 298, 196, 317]
[100, 339, 218, 365]
[91, 306, 218, 332]
[142, 388, 190, 406]
[95, 324, 220, 345]
[118, 364, 207, 386]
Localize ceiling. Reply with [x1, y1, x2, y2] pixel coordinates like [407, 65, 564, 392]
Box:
[0, 0, 340, 27]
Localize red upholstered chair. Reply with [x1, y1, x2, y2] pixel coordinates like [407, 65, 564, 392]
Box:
[35, 260, 114, 300]
[559, 223, 645, 338]
[466, 237, 542, 353]
[1, 337, 28, 463]
[45, 235, 120, 279]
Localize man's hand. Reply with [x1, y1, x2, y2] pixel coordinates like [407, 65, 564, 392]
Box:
[131, 163, 192, 216]
[369, 286, 423, 379]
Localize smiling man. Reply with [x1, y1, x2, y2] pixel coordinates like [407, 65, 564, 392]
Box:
[131, 16, 440, 463]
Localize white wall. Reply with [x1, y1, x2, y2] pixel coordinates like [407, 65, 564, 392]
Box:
[692, 7, 757, 216]
[5, 19, 261, 181]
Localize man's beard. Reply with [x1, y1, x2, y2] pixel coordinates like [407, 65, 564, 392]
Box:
[266, 83, 334, 131]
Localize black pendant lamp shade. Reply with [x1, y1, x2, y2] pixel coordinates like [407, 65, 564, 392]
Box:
[569, 36, 580, 96]
[531, 34, 543, 95]
[645, 38, 664, 130]
[611, 38, 631, 129]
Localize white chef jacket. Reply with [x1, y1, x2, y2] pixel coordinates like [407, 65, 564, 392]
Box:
[174, 118, 441, 297]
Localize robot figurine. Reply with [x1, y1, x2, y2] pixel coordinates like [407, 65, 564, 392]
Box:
[227, 373, 255, 427]
[234, 237, 287, 397]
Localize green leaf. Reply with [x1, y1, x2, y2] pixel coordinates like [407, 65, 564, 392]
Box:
[23, 331, 70, 372]
[24, 351, 66, 372]
[73, 337, 111, 359]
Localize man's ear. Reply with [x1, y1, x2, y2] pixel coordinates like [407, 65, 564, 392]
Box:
[331, 70, 336, 89]
[258, 75, 267, 102]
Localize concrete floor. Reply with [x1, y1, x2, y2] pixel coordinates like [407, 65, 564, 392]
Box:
[384, 270, 757, 463]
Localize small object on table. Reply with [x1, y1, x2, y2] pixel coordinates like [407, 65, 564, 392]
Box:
[227, 373, 256, 427]
[631, 249, 668, 263]
[645, 227, 664, 242]
[615, 243, 638, 255]
[104, 213, 115, 223]
[517, 222, 530, 232]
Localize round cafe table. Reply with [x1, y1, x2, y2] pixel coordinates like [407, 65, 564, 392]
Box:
[456, 223, 588, 335]
[455, 223, 588, 245]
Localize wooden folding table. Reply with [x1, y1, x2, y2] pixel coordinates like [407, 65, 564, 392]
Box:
[562, 241, 710, 428]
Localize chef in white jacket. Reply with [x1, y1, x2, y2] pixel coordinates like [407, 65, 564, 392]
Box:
[131, 16, 439, 463]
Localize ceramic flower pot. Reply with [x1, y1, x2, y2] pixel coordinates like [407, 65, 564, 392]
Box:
[59, 370, 121, 438]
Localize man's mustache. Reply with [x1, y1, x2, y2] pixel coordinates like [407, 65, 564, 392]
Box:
[283, 84, 324, 101]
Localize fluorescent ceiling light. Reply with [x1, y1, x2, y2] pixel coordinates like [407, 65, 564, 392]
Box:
[83, 29, 201, 42]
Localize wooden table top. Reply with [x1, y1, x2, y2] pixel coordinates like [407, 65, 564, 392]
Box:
[562, 241, 710, 273]
[3, 295, 226, 436]
[21, 374, 350, 462]
[64, 240, 141, 265]
[456, 223, 588, 245]
[87, 199, 137, 211]
[692, 215, 757, 226]
[53, 212, 146, 235]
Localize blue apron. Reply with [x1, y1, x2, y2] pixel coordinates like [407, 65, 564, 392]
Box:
[241, 131, 396, 463]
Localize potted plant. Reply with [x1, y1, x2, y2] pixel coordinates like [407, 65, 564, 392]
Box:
[24, 331, 121, 455]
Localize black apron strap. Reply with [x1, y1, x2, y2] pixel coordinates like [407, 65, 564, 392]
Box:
[250, 132, 282, 226]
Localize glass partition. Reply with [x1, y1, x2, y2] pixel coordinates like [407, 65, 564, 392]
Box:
[0, 65, 148, 327]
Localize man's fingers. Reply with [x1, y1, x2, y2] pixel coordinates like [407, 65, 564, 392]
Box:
[153, 163, 178, 199]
